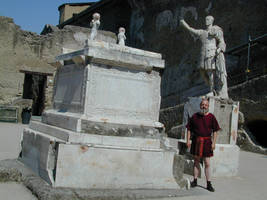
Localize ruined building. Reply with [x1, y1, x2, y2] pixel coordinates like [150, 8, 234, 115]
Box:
[58, 2, 95, 24]
[0, 14, 116, 122]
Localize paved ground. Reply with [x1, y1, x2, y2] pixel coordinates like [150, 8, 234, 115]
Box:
[0, 122, 266, 200]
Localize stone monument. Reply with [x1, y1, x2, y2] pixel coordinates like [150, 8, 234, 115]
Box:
[180, 11, 228, 99]
[177, 12, 239, 177]
[19, 37, 187, 189]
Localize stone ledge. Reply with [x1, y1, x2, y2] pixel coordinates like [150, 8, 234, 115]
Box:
[54, 40, 165, 72]
[237, 129, 267, 155]
[0, 159, 194, 200]
[42, 110, 163, 135]
[28, 120, 164, 149]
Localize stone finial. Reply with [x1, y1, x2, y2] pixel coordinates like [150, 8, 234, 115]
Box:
[117, 27, 126, 46]
[89, 13, 100, 40]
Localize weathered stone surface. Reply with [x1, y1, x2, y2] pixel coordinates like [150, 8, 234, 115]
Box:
[168, 125, 185, 139]
[159, 103, 185, 132]
[81, 120, 162, 138]
[229, 75, 267, 150]
[0, 16, 116, 107]
[0, 168, 22, 183]
[229, 75, 267, 123]
[20, 128, 61, 185]
[0, 159, 195, 200]
[20, 127, 187, 190]
[237, 129, 267, 155]
[29, 120, 162, 148]
[56, 40, 164, 70]
[44, 43, 164, 132]
[210, 144, 240, 177]
[55, 143, 182, 189]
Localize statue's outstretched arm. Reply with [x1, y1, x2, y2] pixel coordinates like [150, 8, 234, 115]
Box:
[180, 19, 201, 37]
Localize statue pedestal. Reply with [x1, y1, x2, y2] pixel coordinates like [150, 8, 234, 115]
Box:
[20, 40, 187, 189]
[180, 96, 240, 177]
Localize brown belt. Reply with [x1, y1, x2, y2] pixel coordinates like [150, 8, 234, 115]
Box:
[195, 136, 211, 157]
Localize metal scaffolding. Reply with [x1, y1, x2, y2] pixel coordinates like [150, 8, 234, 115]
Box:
[225, 33, 267, 85]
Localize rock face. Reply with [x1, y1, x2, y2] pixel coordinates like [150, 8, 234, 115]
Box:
[237, 129, 267, 155]
[0, 16, 116, 108]
[229, 75, 267, 124]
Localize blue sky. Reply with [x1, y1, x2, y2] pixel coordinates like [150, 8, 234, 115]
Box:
[0, 0, 98, 34]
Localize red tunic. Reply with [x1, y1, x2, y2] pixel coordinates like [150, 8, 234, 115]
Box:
[186, 112, 220, 157]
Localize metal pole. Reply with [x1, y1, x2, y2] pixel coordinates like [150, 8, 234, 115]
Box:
[246, 35, 251, 81]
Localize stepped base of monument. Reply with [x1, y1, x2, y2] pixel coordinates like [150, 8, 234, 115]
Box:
[176, 96, 240, 177]
[20, 120, 187, 189]
[42, 110, 163, 138]
[0, 159, 193, 200]
[178, 140, 240, 177]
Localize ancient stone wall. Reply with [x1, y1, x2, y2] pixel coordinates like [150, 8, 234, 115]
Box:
[0, 16, 53, 105]
[59, 4, 91, 24]
[0, 16, 116, 110]
[229, 75, 267, 121]
[160, 75, 267, 139]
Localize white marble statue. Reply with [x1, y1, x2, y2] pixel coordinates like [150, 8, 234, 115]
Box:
[89, 13, 100, 40]
[117, 27, 126, 46]
[210, 25, 228, 99]
[180, 12, 229, 99]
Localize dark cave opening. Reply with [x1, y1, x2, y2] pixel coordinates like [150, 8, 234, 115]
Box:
[246, 120, 267, 148]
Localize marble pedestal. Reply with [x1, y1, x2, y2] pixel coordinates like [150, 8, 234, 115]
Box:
[20, 40, 187, 189]
[180, 96, 240, 177]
